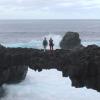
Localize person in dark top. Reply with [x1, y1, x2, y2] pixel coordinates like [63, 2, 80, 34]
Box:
[49, 38, 54, 51]
[43, 37, 48, 52]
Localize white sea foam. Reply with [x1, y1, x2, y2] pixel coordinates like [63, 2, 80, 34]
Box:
[82, 40, 100, 47]
[3, 33, 100, 49]
[1, 68, 100, 100]
[1, 33, 100, 100]
[4, 34, 62, 49]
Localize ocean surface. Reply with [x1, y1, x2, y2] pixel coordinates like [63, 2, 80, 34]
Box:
[0, 19, 100, 48]
[0, 19, 100, 100]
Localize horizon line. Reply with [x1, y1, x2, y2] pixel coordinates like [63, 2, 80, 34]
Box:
[0, 18, 100, 20]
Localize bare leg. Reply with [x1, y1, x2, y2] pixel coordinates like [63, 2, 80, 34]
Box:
[44, 46, 46, 52]
[50, 46, 51, 51]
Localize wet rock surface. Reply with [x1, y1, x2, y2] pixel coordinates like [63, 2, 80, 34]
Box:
[0, 45, 100, 92]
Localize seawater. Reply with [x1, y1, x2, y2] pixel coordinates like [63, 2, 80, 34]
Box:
[1, 69, 100, 100]
[0, 20, 100, 100]
[0, 19, 100, 48]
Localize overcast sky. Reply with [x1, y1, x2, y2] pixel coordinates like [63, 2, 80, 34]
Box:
[0, 0, 100, 19]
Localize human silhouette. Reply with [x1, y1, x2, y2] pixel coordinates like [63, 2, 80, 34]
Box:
[49, 38, 54, 51]
[43, 37, 48, 52]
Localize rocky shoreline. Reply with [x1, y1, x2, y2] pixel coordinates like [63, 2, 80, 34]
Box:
[0, 32, 100, 95]
[0, 45, 100, 92]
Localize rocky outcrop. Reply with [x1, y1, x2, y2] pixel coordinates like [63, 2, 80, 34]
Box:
[67, 45, 100, 91]
[0, 47, 28, 85]
[60, 32, 83, 50]
[0, 44, 100, 92]
[0, 46, 70, 86]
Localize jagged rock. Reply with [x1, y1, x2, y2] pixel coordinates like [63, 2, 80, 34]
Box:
[0, 43, 100, 92]
[60, 32, 83, 50]
[6, 65, 28, 84]
[0, 44, 28, 85]
[67, 45, 100, 91]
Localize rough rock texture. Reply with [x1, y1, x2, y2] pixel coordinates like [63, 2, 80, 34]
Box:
[60, 32, 83, 50]
[0, 44, 100, 92]
[0, 47, 28, 85]
[67, 45, 100, 91]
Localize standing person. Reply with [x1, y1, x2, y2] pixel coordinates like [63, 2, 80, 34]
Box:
[49, 38, 54, 51]
[43, 37, 48, 52]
